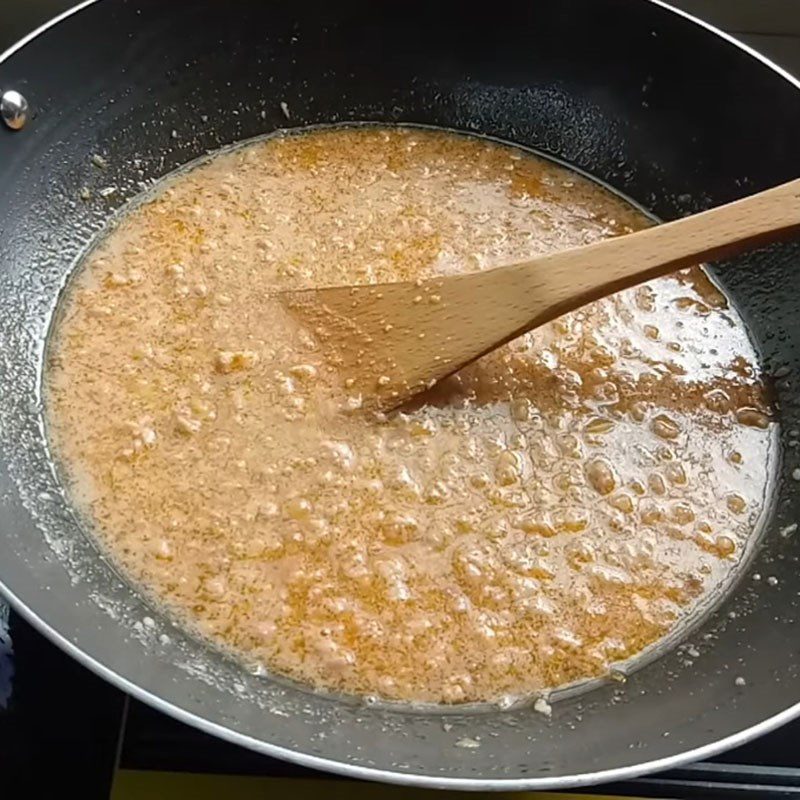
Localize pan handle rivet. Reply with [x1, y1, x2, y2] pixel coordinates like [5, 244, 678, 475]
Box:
[1, 90, 29, 131]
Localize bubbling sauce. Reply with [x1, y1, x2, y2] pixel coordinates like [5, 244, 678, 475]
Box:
[47, 127, 774, 704]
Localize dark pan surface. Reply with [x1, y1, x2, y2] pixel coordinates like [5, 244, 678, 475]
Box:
[0, 0, 799, 788]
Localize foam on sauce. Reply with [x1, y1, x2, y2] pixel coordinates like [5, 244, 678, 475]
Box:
[46, 127, 774, 704]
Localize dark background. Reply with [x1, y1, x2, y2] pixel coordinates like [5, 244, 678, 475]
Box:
[4, 0, 800, 73]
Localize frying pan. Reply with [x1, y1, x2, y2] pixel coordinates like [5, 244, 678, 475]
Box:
[1, 0, 799, 790]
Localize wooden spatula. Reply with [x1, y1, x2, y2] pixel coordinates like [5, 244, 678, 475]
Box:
[281, 178, 800, 410]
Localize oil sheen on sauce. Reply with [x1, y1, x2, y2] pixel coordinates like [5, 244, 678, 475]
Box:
[46, 127, 774, 705]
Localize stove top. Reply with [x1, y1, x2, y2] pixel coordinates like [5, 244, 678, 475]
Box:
[3, 603, 800, 798]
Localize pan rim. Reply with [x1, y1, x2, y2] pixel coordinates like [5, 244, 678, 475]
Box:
[2, 0, 800, 790]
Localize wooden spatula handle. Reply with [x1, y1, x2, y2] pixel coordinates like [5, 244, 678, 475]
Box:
[518, 177, 800, 318]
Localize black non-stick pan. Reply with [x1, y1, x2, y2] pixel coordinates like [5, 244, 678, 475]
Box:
[1, 0, 799, 790]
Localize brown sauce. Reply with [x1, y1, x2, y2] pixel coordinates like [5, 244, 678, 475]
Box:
[46, 127, 774, 704]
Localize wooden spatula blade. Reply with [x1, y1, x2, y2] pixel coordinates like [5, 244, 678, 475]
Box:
[283, 268, 543, 408]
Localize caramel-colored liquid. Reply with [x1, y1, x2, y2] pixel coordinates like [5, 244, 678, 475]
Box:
[47, 127, 774, 704]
